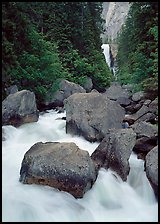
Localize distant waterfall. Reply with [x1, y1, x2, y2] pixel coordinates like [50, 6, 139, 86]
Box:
[101, 44, 115, 76]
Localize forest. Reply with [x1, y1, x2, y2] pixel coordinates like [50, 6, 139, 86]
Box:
[2, 2, 112, 107]
[116, 2, 158, 99]
[2, 2, 158, 106]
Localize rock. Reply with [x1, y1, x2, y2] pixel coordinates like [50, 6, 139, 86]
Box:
[143, 99, 151, 106]
[125, 103, 156, 125]
[125, 103, 142, 114]
[91, 89, 99, 93]
[104, 83, 130, 100]
[145, 145, 158, 199]
[2, 90, 39, 127]
[2, 128, 6, 141]
[19, 142, 96, 198]
[64, 92, 125, 142]
[44, 79, 86, 108]
[124, 105, 156, 124]
[101, 2, 130, 42]
[134, 105, 149, 119]
[116, 96, 131, 107]
[132, 91, 144, 102]
[5, 85, 18, 95]
[133, 136, 158, 156]
[131, 121, 158, 138]
[135, 112, 157, 124]
[123, 115, 136, 125]
[148, 98, 158, 114]
[91, 128, 136, 181]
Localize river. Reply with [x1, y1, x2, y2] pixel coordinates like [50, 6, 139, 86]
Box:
[2, 109, 158, 222]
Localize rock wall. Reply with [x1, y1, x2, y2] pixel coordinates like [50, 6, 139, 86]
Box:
[101, 2, 130, 43]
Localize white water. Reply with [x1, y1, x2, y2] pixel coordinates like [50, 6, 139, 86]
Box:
[2, 110, 158, 222]
[101, 43, 116, 76]
[101, 43, 111, 68]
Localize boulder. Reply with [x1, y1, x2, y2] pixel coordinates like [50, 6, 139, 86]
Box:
[19, 142, 97, 198]
[124, 105, 156, 125]
[2, 90, 39, 127]
[143, 99, 151, 106]
[132, 91, 144, 102]
[104, 83, 130, 100]
[133, 136, 158, 158]
[135, 112, 157, 124]
[91, 128, 136, 181]
[148, 97, 158, 114]
[145, 145, 158, 199]
[44, 79, 86, 107]
[130, 121, 158, 138]
[125, 103, 142, 114]
[116, 96, 131, 107]
[64, 92, 125, 142]
[134, 105, 149, 119]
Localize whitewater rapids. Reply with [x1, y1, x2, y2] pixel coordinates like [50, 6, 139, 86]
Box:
[2, 110, 158, 222]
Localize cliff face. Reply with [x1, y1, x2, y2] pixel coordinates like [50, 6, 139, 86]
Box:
[101, 2, 130, 64]
[101, 2, 130, 43]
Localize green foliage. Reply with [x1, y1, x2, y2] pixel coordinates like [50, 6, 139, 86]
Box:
[116, 2, 158, 96]
[2, 2, 112, 105]
[88, 50, 113, 90]
[2, 2, 67, 103]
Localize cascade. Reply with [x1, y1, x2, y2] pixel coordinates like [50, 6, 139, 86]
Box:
[101, 44, 116, 76]
[2, 109, 158, 222]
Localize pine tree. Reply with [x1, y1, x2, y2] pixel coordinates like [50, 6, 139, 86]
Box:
[116, 2, 158, 97]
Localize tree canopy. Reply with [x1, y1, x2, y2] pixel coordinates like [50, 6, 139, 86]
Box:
[2, 2, 112, 105]
[116, 2, 158, 98]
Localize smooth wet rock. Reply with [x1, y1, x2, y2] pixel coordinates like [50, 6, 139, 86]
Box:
[145, 145, 158, 199]
[44, 79, 86, 108]
[19, 142, 97, 198]
[2, 90, 39, 127]
[64, 92, 125, 142]
[91, 128, 136, 181]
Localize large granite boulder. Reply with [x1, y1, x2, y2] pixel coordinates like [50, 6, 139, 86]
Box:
[64, 92, 125, 142]
[2, 90, 39, 127]
[19, 142, 97, 198]
[145, 145, 158, 199]
[44, 79, 86, 108]
[104, 82, 130, 100]
[91, 128, 136, 181]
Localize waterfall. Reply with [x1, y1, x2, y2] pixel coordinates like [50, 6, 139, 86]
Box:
[101, 44, 115, 76]
[2, 110, 158, 222]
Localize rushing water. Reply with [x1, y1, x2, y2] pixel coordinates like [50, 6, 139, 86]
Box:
[2, 110, 158, 222]
[101, 43, 116, 76]
[101, 44, 111, 68]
